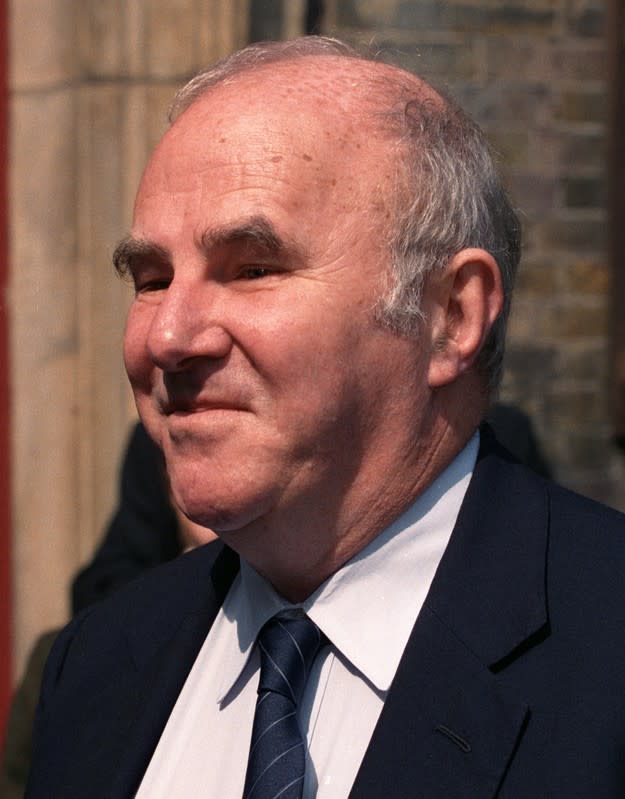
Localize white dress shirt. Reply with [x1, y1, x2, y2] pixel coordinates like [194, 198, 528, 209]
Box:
[136, 433, 478, 797]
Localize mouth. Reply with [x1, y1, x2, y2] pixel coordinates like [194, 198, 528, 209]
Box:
[162, 398, 247, 416]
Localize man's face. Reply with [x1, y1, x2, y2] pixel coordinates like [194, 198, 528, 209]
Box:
[123, 65, 433, 542]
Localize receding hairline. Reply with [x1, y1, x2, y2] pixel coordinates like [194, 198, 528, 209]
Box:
[168, 49, 446, 127]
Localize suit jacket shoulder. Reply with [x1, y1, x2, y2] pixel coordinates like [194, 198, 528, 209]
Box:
[352, 437, 625, 798]
[27, 541, 239, 798]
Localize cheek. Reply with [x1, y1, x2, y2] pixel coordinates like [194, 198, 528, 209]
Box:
[267, 316, 371, 421]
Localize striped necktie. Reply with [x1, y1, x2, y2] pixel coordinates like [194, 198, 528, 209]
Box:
[243, 612, 324, 799]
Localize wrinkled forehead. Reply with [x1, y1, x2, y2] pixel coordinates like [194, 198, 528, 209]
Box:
[144, 55, 438, 176]
[182, 54, 437, 123]
[132, 56, 444, 244]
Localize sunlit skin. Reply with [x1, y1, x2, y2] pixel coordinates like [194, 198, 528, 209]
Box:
[120, 57, 502, 600]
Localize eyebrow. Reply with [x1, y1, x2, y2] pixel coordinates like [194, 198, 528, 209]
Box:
[112, 237, 170, 278]
[112, 215, 305, 278]
[197, 215, 305, 262]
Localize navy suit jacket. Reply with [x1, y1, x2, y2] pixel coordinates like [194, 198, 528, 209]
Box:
[26, 434, 625, 797]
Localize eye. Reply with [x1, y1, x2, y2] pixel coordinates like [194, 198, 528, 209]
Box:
[133, 277, 171, 295]
[143, 280, 169, 292]
[239, 266, 273, 280]
[129, 263, 173, 295]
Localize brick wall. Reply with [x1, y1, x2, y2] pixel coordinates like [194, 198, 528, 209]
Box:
[324, 0, 625, 507]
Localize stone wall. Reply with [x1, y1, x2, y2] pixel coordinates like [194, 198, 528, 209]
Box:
[324, 0, 625, 506]
[9, 0, 251, 676]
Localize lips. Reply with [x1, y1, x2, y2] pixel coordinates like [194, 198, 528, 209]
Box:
[159, 392, 249, 416]
[170, 404, 244, 416]
[155, 372, 252, 416]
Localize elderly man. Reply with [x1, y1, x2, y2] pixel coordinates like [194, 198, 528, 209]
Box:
[27, 37, 625, 798]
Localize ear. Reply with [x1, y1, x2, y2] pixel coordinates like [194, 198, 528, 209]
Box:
[426, 248, 503, 389]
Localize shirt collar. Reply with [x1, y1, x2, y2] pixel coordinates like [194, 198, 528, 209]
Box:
[216, 432, 479, 700]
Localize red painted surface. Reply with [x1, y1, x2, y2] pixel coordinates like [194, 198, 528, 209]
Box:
[0, 0, 11, 745]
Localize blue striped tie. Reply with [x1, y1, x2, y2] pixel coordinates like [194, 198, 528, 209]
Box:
[243, 612, 324, 799]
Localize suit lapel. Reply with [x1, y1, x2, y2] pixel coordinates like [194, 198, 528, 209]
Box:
[349, 606, 530, 798]
[351, 435, 549, 798]
[108, 544, 240, 798]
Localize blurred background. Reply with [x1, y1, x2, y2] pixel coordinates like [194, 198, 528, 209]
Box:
[0, 0, 623, 743]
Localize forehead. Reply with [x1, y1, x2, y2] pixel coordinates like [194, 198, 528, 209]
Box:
[177, 55, 405, 136]
[134, 58, 412, 220]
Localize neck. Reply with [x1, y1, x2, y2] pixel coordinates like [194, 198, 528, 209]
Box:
[219, 396, 481, 602]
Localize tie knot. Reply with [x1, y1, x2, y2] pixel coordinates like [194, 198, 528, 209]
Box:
[256, 612, 324, 706]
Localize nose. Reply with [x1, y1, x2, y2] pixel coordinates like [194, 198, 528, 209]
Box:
[146, 280, 233, 372]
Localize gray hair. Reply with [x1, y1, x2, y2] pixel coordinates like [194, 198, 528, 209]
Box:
[382, 95, 520, 391]
[169, 36, 521, 393]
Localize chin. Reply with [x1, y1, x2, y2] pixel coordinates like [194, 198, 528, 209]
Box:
[173, 484, 270, 535]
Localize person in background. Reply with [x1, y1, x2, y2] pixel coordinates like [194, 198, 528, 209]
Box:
[0, 423, 214, 798]
[72, 422, 215, 613]
[486, 401, 552, 479]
